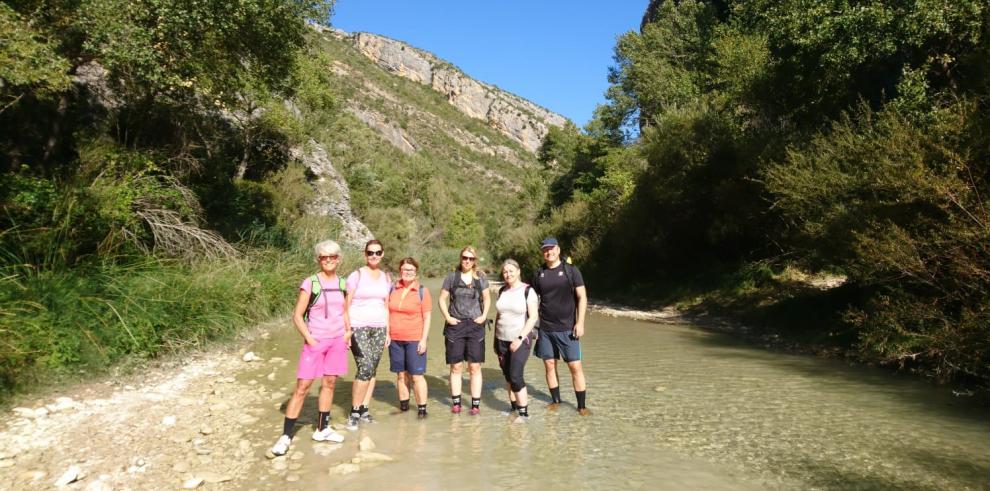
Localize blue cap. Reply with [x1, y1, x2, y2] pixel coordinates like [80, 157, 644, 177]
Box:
[540, 237, 559, 249]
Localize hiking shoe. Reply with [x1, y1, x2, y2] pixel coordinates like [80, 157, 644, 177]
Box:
[270, 434, 291, 456]
[577, 408, 592, 417]
[469, 406, 480, 416]
[451, 403, 462, 414]
[345, 413, 360, 431]
[312, 427, 345, 443]
[359, 412, 375, 424]
[417, 409, 428, 420]
[547, 402, 560, 411]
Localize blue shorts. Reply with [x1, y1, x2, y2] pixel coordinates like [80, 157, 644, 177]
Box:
[534, 330, 582, 362]
[389, 340, 427, 375]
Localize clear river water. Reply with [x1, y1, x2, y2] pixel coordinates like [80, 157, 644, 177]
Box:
[239, 279, 990, 490]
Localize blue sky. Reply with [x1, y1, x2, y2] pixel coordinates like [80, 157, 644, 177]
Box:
[331, 1, 648, 126]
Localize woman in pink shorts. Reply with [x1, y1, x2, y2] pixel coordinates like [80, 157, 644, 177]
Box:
[270, 240, 349, 457]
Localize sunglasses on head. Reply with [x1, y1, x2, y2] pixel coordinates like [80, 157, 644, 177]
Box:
[461, 256, 476, 262]
[365, 249, 384, 257]
[318, 254, 339, 261]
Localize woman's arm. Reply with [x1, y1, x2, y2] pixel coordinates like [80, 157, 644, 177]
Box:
[474, 287, 491, 324]
[438, 288, 457, 325]
[293, 288, 317, 346]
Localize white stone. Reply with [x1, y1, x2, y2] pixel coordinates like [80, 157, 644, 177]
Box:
[355, 451, 394, 463]
[359, 436, 376, 451]
[328, 463, 360, 475]
[199, 425, 213, 435]
[242, 352, 259, 362]
[266, 373, 276, 381]
[162, 415, 177, 426]
[183, 477, 204, 489]
[54, 465, 82, 486]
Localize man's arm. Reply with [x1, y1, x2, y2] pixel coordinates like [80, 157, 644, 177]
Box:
[573, 285, 587, 339]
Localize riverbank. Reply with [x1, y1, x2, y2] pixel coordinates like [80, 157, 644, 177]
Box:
[0, 321, 291, 489]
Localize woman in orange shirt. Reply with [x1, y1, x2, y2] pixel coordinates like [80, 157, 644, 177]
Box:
[387, 257, 433, 418]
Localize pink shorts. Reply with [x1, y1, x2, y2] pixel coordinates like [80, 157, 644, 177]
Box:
[296, 337, 348, 379]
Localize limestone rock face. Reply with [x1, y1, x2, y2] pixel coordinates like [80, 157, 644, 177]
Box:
[350, 32, 568, 153]
[289, 140, 374, 247]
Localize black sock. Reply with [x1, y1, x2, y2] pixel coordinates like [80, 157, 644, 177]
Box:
[358, 405, 368, 415]
[471, 397, 481, 409]
[517, 405, 529, 417]
[317, 411, 330, 431]
[282, 417, 297, 437]
[452, 395, 462, 406]
[550, 387, 561, 403]
[399, 399, 410, 412]
[511, 401, 518, 411]
[350, 406, 361, 417]
[576, 390, 587, 410]
[417, 404, 427, 412]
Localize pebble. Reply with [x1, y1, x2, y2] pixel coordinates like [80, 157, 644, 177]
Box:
[328, 463, 360, 475]
[183, 477, 204, 489]
[266, 373, 276, 381]
[359, 436, 376, 451]
[286, 474, 300, 482]
[54, 465, 83, 487]
[162, 415, 177, 426]
[200, 426, 213, 435]
[355, 451, 394, 463]
[242, 352, 259, 362]
[655, 386, 667, 392]
[197, 471, 232, 484]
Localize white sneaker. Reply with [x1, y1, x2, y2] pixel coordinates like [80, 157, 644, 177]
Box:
[270, 434, 291, 456]
[312, 427, 345, 443]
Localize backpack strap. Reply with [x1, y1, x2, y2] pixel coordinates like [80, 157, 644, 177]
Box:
[304, 274, 321, 322]
[562, 263, 576, 290]
[419, 285, 427, 303]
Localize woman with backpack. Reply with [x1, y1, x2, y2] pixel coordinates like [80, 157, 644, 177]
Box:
[269, 240, 348, 457]
[344, 239, 391, 430]
[387, 257, 433, 419]
[438, 246, 491, 415]
[494, 259, 539, 421]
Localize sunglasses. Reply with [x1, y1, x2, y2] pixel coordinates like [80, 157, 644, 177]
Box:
[365, 250, 384, 257]
[400, 268, 417, 273]
[318, 254, 340, 261]
[461, 256, 476, 262]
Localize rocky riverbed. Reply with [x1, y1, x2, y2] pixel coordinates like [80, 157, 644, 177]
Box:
[0, 321, 397, 490]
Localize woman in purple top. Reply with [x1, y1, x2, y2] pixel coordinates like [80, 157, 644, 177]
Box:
[270, 240, 349, 457]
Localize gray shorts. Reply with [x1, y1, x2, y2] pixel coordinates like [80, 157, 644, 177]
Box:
[533, 330, 582, 362]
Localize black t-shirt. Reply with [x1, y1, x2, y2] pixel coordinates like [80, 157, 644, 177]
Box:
[533, 263, 584, 332]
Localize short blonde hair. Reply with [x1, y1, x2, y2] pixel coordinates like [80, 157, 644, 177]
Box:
[314, 240, 341, 259]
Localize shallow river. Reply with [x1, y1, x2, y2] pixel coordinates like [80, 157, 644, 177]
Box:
[240, 279, 990, 490]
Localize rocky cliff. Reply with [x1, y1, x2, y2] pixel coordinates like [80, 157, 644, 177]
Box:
[343, 31, 569, 153]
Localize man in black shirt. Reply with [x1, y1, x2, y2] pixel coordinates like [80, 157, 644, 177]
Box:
[532, 237, 590, 415]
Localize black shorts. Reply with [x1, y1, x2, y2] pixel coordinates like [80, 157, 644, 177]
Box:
[444, 320, 485, 364]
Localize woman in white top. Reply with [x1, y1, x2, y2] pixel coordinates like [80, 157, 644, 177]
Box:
[494, 259, 539, 419]
[344, 239, 391, 429]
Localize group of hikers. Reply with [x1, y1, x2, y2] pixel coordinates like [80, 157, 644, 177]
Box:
[269, 237, 589, 457]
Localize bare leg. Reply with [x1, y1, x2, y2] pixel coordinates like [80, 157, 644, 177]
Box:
[468, 362, 482, 398]
[449, 362, 463, 396]
[516, 386, 529, 407]
[350, 379, 369, 409]
[396, 372, 410, 402]
[507, 384, 516, 405]
[412, 374, 427, 405]
[362, 377, 376, 407]
[285, 379, 315, 419]
[566, 361, 586, 391]
[544, 359, 559, 390]
[317, 375, 337, 412]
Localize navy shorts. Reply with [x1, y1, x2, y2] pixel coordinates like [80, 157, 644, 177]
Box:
[389, 340, 427, 375]
[444, 320, 485, 364]
[534, 330, 582, 362]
